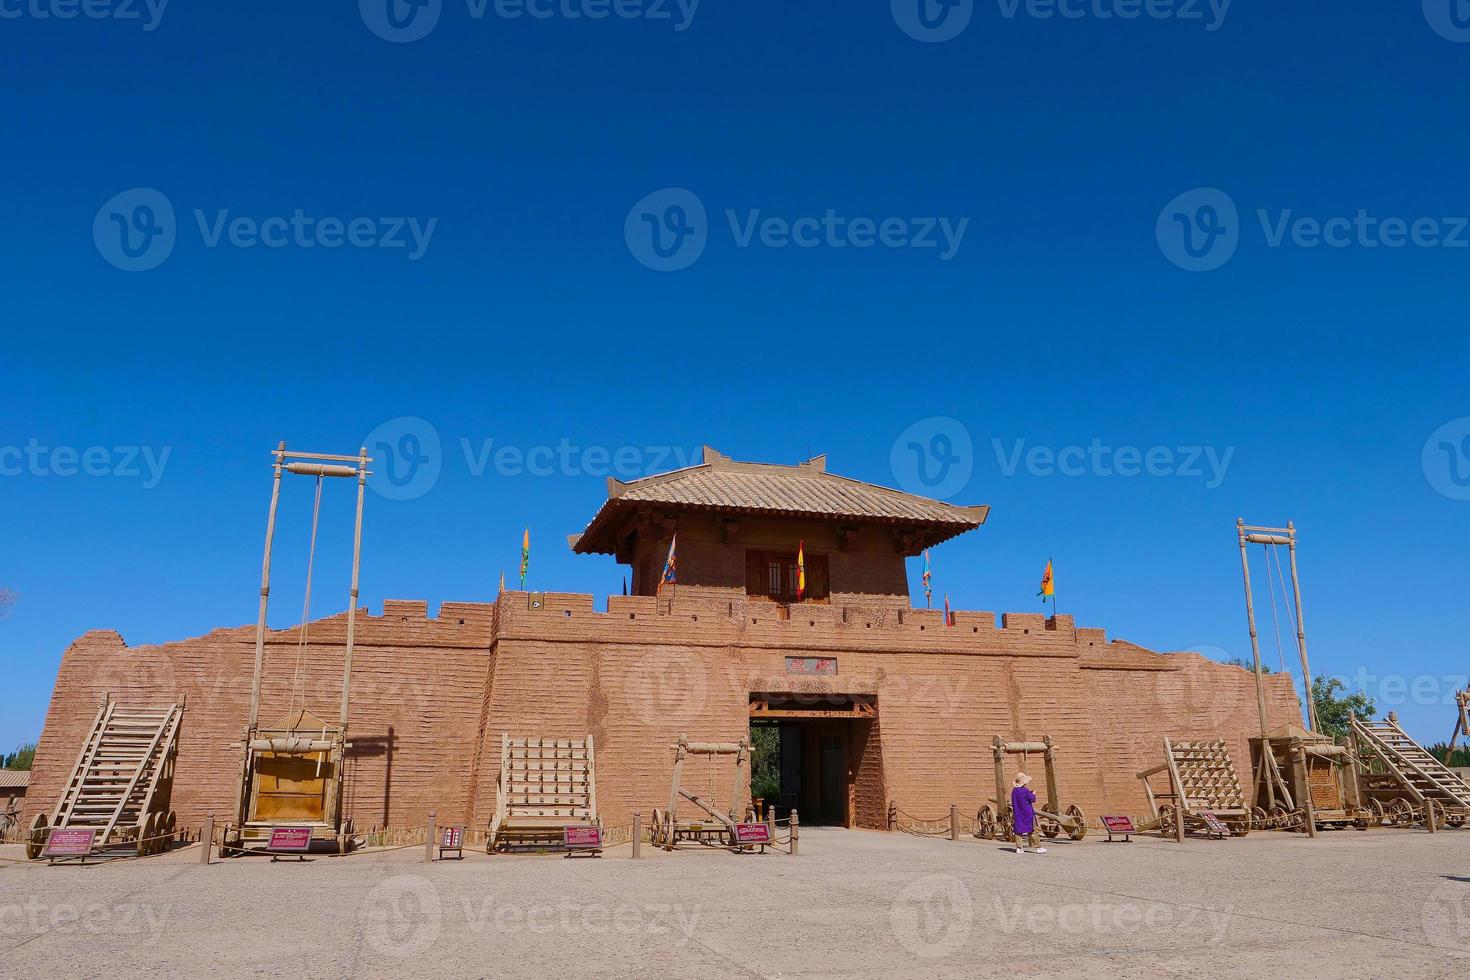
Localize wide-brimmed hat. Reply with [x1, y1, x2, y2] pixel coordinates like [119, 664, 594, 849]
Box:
[1013, 772, 1032, 787]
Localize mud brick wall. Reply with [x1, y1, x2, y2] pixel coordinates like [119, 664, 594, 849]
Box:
[29, 592, 1301, 834]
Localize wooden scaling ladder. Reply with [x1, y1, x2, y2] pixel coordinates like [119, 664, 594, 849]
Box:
[1350, 713, 1470, 821]
[1138, 738, 1249, 839]
[50, 697, 184, 853]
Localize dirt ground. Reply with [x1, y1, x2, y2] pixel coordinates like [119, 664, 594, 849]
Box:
[1, 824, 1468, 978]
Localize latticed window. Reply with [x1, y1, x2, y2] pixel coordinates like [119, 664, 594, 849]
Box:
[745, 550, 829, 603]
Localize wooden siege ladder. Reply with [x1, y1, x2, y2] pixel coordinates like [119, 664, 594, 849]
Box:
[50, 696, 184, 851]
[1350, 713, 1470, 812]
[489, 735, 599, 851]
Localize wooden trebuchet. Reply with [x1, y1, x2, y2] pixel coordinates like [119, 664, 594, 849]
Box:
[488, 734, 600, 852]
[650, 735, 751, 850]
[975, 735, 1086, 842]
[1137, 737, 1251, 840]
[32, 695, 184, 860]
[1350, 713, 1470, 830]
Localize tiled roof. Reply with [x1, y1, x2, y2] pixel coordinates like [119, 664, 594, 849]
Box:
[0, 770, 29, 789]
[572, 447, 987, 554]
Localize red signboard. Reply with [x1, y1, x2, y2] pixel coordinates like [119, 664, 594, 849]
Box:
[564, 826, 602, 850]
[733, 822, 772, 844]
[441, 826, 464, 849]
[1200, 811, 1230, 837]
[267, 826, 314, 852]
[785, 657, 837, 676]
[1101, 815, 1136, 834]
[43, 828, 97, 857]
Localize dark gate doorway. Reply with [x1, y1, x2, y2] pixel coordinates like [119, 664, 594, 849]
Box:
[749, 692, 877, 827]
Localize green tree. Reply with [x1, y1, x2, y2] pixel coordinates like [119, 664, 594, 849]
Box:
[749, 725, 781, 804]
[1311, 675, 1375, 741]
[3, 742, 35, 770]
[1222, 657, 1271, 674]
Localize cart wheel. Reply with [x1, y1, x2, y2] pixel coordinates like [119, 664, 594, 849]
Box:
[1367, 798, 1385, 827]
[649, 809, 665, 847]
[999, 804, 1015, 840]
[164, 811, 177, 850]
[26, 813, 48, 860]
[1228, 816, 1250, 837]
[1158, 804, 1177, 836]
[1388, 798, 1414, 827]
[1040, 817, 1060, 840]
[139, 813, 157, 856]
[976, 805, 995, 840]
[1251, 806, 1268, 828]
[1066, 804, 1087, 841]
[1426, 799, 1447, 829]
[1447, 813, 1466, 828]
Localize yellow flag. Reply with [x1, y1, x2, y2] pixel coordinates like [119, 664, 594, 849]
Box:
[1038, 560, 1054, 599]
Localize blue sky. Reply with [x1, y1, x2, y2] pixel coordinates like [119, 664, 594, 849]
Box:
[3, 2, 1469, 751]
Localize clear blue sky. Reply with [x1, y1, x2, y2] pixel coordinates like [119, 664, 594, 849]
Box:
[3, 2, 1468, 752]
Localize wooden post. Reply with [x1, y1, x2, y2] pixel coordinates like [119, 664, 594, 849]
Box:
[1286, 522, 1319, 731]
[1237, 520, 1273, 799]
[425, 810, 436, 863]
[887, 800, 897, 832]
[992, 737, 1007, 826]
[632, 811, 642, 860]
[1173, 803, 1186, 844]
[1043, 735, 1061, 816]
[200, 816, 213, 865]
[949, 803, 959, 841]
[789, 809, 799, 856]
[249, 442, 286, 731]
[340, 447, 368, 732]
[1427, 800, 1438, 834]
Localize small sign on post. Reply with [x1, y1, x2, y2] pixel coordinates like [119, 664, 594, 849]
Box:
[1199, 811, 1230, 839]
[1101, 815, 1136, 843]
[731, 822, 772, 853]
[267, 826, 313, 861]
[43, 828, 98, 863]
[564, 825, 603, 858]
[438, 825, 465, 861]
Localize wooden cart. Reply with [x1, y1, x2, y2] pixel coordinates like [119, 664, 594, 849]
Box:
[28, 696, 183, 860]
[1137, 738, 1251, 840]
[1350, 713, 1470, 830]
[975, 735, 1086, 841]
[1249, 724, 1371, 834]
[488, 734, 600, 852]
[650, 735, 752, 850]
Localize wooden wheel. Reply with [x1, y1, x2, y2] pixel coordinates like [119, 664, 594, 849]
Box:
[1065, 804, 1087, 841]
[139, 813, 157, 856]
[1447, 812, 1466, 828]
[976, 805, 996, 840]
[1040, 816, 1061, 840]
[1367, 798, 1385, 827]
[1388, 798, 1414, 827]
[163, 811, 177, 850]
[1228, 816, 1250, 837]
[649, 809, 666, 847]
[1158, 804, 1178, 837]
[1251, 806, 1269, 828]
[26, 813, 48, 860]
[1426, 799, 1448, 829]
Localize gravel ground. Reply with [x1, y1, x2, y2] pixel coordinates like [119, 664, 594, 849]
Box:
[1, 825, 1468, 978]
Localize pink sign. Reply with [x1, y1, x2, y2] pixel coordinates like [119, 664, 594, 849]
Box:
[734, 823, 772, 844]
[1200, 811, 1230, 836]
[268, 826, 314, 852]
[564, 826, 602, 850]
[43, 828, 97, 857]
[441, 826, 464, 848]
[1101, 815, 1136, 834]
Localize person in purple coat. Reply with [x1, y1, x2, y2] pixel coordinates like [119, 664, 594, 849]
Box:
[1010, 772, 1047, 854]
